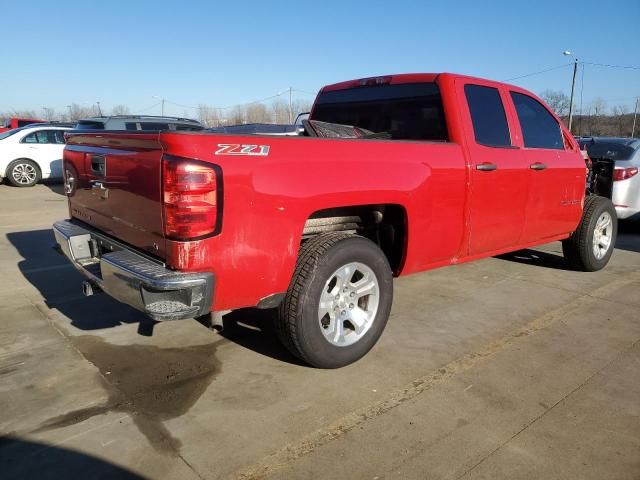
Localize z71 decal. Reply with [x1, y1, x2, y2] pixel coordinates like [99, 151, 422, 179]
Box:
[215, 144, 270, 156]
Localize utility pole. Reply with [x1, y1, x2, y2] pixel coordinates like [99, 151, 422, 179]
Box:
[289, 87, 293, 124]
[66, 105, 72, 121]
[153, 96, 166, 116]
[96, 101, 102, 116]
[632, 97, 639, 138]
[563, 52, 579, 133]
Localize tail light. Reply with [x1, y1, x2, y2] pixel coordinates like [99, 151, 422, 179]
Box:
[613, 167, 638, 182]
[163, 156, 222, 240]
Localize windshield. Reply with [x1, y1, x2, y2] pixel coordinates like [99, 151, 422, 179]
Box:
[579, 140, 637, 161]
[0, 128, 26, 140]
[311, 82, 448, 141]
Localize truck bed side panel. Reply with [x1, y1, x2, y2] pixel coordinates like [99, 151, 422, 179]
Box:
[159, 133, 467, 310]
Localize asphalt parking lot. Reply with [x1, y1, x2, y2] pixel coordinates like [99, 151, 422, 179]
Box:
[1, 184, 639, 480]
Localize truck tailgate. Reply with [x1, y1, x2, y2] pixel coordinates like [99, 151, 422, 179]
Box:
[63, 132, 166, 258]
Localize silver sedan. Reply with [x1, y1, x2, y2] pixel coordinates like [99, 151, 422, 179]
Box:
[580, 137, 640, 221]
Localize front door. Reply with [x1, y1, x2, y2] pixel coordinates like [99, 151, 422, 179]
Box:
[508, 91, 585, 241]
[458, 80, 530, 256]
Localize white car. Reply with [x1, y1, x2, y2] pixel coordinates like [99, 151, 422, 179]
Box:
[0, 125, 72, 187]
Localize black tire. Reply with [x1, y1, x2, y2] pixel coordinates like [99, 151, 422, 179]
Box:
[562, 196, 617, 272]
[6, 159, 41, 187]
[276, 232, 393, 368]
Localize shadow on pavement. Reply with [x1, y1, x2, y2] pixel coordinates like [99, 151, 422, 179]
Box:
[7, 229, 158, 334]
[43, 181, 65, 196]
[616, 221, 640, 254]
[0, 436, 145, 480]
[7, 229, 301, 364]
[495, 248, 572, 270]
[498, 223, 640, 268]
[217, 308, 306, 366]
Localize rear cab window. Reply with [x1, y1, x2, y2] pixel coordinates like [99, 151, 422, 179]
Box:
[464, 84, 511, 147]
[311, 82, 449, 141]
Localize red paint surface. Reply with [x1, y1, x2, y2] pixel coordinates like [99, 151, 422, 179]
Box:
[0, 117, 46, 133]
[63, 73, 586, 312]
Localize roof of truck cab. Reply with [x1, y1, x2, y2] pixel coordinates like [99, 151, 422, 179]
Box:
[320, 73, 520, 93]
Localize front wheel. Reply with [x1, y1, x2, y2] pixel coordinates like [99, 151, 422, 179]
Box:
[562, 196, 617, 271]
[276, 233, 393, 368]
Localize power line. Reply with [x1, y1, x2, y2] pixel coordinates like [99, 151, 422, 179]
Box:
[146, 88, 315, 114]
[503, 63, 572, 82]
[164, 99, 198, 110]
[582, 61, 640, 71]
[136, 101, 162, 113]
[292, 89, 318, 96]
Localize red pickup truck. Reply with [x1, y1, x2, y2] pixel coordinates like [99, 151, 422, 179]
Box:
[0, 117, 46, 133]
[54, 73, 617, 368]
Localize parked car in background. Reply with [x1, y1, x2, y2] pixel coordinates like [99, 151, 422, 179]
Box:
[0, 117, 46, 133]
[208, 123, 301, 136]
[208, 113, 311, 136]
[0, 125, 72, 187]
[74, 115, 203, 131]
[578, 137, 640, 221]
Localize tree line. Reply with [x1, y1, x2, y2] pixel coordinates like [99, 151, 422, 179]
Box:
[539, 90, 638, 137]
[0, 98, 312, 128]
[1, 92, 637, 136]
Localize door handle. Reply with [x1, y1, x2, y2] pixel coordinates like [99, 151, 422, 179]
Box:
[530, 162, 547, 170]
[476, 162, 497, 172]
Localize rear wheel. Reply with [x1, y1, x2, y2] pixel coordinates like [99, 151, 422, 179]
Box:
[276, 233, 393, 368]
[7, 159, 40, 187]
[562, 196, 617, 271]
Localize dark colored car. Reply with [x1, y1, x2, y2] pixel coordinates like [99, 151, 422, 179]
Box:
[74, 115, 203, 131]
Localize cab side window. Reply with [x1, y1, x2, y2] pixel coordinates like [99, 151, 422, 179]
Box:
[464, 84, 511, 147]
[510, 92, 563, 149]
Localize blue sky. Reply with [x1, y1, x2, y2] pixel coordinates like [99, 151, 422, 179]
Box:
[2, 0, 638, 116]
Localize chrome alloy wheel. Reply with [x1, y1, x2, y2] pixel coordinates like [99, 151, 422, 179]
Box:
[593, 211, 613, 260]
[12, 163, 37, 185]
[318, 262, 380, 347]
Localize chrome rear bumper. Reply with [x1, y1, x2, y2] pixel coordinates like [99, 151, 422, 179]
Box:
[53, 220, 214, 321]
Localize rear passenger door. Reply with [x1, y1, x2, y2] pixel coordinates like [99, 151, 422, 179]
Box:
[508, 91, 585, 241]
[459, 80, 530, 255]
[21, 129, 64, 177]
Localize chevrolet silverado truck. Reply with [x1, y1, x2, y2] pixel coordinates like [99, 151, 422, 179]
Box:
[53, 73, 617, 368]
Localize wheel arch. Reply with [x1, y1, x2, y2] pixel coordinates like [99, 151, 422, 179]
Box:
[301, 203, 408, 275]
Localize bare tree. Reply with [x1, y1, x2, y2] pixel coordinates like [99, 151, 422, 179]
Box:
[613, 105, 629, 135]
[246, 103, 269, 123]
[111, 104, 131, 116]
[270, 99, 290, 124]
[41, 107, 56, 121]
[540, 90, 570, 117]
[198, 104, 222, 127]
[64, 103, 100, 121]
[229, 105, 245, 125]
